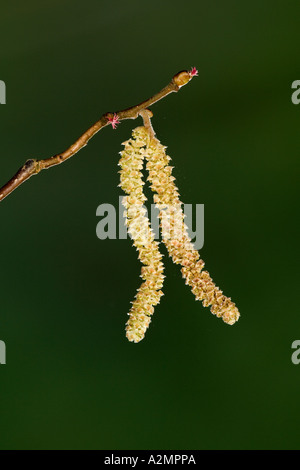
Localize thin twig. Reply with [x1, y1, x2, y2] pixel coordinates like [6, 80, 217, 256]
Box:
[0, 69, 197, 203]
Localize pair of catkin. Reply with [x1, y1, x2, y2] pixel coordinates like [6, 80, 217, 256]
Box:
[119, 125, 240, 343]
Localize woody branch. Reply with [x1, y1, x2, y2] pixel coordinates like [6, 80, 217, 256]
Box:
[0, 68, 198, 203]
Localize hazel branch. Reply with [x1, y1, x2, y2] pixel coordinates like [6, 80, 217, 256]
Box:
[0, 69, 197, 203]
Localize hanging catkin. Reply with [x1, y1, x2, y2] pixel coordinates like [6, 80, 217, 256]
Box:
[118, 127, 165, 343]
[144, 129, 240, 326]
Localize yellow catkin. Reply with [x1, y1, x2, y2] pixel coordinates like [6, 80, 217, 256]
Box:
[119, 127, 164, 343]
[139, 127, 240, 326]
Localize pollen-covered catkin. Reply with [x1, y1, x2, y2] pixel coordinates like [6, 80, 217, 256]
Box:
[118, 127, 164, 343]
[143, 130, 240, 326]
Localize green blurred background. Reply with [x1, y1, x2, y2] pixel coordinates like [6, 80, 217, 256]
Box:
[0, 0, 299, 450]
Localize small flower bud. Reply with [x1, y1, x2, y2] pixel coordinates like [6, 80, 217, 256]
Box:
[173, 71, 191, 88]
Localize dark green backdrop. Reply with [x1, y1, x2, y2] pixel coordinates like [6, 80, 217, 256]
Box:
[0, 0, 299, 450]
